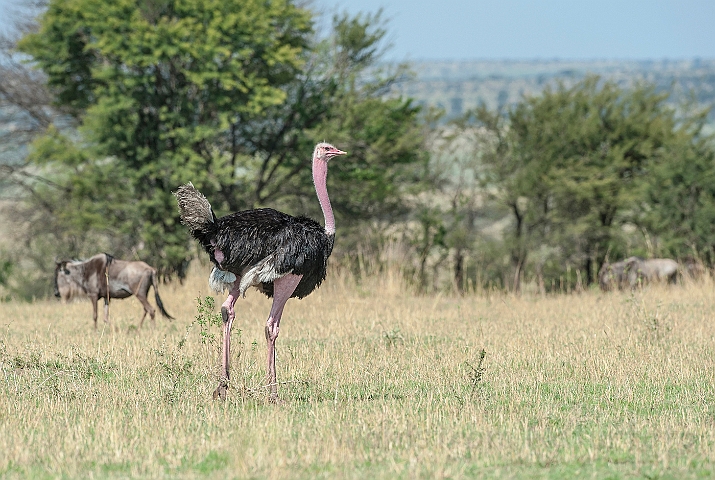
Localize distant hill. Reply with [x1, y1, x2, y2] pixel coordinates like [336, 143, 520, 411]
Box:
[393, 59, 715, 123]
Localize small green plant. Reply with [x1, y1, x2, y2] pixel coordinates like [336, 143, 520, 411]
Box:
[383, 327, 404, 347]
[190, 296, 244, 390]
[464, 349, 487, 395]
[12, 352, 42, 370]
[152, 336, 195, 404]
[195, 296, 223, 346]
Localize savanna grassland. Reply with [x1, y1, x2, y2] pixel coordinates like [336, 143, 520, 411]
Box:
[1, 266, 715, 479]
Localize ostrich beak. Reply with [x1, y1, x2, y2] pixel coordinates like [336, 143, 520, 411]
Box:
[325, 148, 347, 161]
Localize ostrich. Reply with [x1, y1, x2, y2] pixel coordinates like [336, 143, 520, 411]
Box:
[174, 142, 346, 401]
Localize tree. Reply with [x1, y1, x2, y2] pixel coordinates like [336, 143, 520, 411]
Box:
[471, 76, 713, 289]
[424, 123, 495, 293]
[0, 1, 74, 299]
[17, 0, 427, 281]
[463, 103, 550, 292]
[638, 102, 715, 262]
[223, 9, 428, 282]
[0, 0, 56, 201]
[226, 10, 427, 227]
[19, 0, 313, 277]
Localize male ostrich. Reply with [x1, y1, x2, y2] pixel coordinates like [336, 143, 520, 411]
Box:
[174, 142, 346, 401]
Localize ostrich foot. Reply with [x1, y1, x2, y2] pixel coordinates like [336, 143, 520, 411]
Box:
[213, 382, 228, 400]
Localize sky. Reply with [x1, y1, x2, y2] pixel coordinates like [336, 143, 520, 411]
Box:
[312, 0, 715, 61]
[0, 0, 713, 61]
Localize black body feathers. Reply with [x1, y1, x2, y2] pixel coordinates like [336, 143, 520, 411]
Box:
[175, 184, 334, 299]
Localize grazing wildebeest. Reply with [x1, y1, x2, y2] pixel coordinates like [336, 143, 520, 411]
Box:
[598, 256, 640, 291]
[54, 253, 174, 328]
[626, 257, 679, 288]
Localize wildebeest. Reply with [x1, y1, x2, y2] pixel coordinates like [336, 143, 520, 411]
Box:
[54, 253, 173, 328]
[598, 256, 640, 291]
[626, 257, 679, 288]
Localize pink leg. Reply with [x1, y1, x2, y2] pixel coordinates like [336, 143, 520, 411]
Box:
[265, 274, 302, 403]
[213, 281, 242, 400]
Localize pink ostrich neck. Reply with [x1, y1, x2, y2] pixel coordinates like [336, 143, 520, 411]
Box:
[312, 157, 335, 235]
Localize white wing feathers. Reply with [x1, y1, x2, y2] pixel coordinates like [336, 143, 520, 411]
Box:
[208, 267, 237, 293]
[238, 253, 287, 296]
[208, 252, 291, 297]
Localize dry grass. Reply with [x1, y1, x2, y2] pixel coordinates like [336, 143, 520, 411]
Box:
[1, 265, 715, 479]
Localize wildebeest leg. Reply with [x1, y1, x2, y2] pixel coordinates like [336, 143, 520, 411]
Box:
[103, 297, 110, 324]
[265, 274, 302, 403]
[91, 295, 99, 330]
[214, 281, 241, 400]
[138, 310, 148, 329]
[135, 287, 156, 328]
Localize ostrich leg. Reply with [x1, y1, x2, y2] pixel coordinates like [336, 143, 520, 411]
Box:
[265, 274, 302, 403]
[213, 282, 242, 400]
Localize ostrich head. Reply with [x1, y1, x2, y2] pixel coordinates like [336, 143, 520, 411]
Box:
[313, 142, 346, 162]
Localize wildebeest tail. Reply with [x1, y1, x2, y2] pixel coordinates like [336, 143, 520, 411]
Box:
[151, 270, 174, 320]
[174, 182, 218, 241]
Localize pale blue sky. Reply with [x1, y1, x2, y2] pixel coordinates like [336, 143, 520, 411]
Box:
[312, 0, 715, 61]
[1, 0, 713, 60]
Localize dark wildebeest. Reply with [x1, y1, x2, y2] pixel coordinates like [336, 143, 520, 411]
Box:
[598, 256, 640, 291]
[626, 257, 679, 288]
[54, 253, 174, 328]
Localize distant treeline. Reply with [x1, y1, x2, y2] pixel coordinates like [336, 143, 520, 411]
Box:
[0, 0, 713, 299]
[400, 59, 715, 122]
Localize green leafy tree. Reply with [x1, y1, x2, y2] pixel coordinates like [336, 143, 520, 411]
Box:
[20, 0, 313, 277]
[465, 103, 550, 292]
[472, 76, 713, 289]
[226, 10, 426, 228]
[18, 0, 426, 280]
[639, 103, 715, 262]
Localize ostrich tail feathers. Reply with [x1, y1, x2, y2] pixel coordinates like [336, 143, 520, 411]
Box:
[174, 182, 217, 235]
